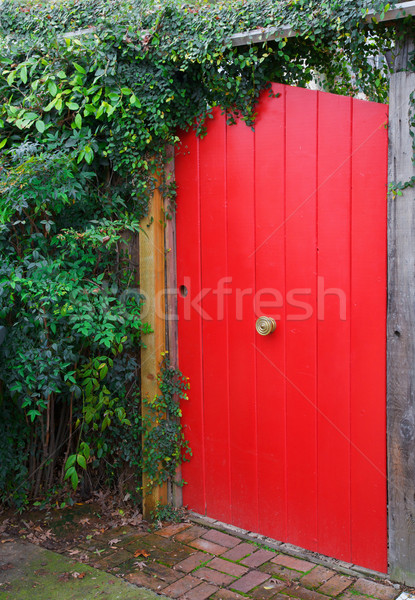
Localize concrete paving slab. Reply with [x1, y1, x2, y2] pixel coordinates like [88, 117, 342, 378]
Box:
[0, 539, 163, 600]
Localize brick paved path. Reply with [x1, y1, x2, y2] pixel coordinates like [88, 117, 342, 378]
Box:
[77, 521, 401, 600]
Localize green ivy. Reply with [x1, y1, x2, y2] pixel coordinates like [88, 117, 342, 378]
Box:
[142, 353, 191, 492]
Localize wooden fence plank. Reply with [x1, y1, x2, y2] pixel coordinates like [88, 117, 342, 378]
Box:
[387, 35, 415, 585]
[140, 168, 168, 520]
[163, 146, 183, 509]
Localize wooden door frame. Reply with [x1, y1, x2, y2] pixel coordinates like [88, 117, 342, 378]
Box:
[140, 28, 415, 587]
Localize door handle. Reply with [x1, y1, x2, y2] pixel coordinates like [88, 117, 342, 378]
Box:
[256, 316, 277, 336]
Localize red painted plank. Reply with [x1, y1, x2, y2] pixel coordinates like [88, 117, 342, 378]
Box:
[350, 99, 388, 572]
[284, 85, 318, 551]
[316, 92, 352, 561]
[254, 84, 287, 541]
[198, 109, 232, 522]
[226, 117, 259, 532]
[176, 131, 206, 513]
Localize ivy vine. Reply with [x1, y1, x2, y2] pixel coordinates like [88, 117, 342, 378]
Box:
[142, 352, 191, 492]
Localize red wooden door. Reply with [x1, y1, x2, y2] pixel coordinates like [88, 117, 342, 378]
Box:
[175, 84, 388, 572]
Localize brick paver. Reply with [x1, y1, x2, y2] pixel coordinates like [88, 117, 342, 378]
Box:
[300, 566, 336, 589]
[340, 591, 376, 600]
[143, 561, 181, 584]
[221, 543, 255, 562]
[272, 555, 315, 572]
[249, 580, 287, 600]
[185, 582, 220, 600]
[202, 530, 241, 549]
[208, 557, 249, 577]
[241, 549, 276, 568]
[156, 522, 192, 538]
[260, 562, 305, 583]
[126, 570, 169, 591]
[212, 590, 246, 600]
[195, 567, 236, 586]
[163, 574, 201, 598]
[127, 533, 194, 567]
[139, 533, 188, 553]
[351, 579, 399, 600]
[96, 525, 145, 543]
[176, 525, 209, 543]
[318, 575, 353, 596]
[190, 538, 229, 555]
[282, 585, 332, 600]
[175, 552, 214, 573]
[93, 549, 133, 568]
[230, 570, 270, 593]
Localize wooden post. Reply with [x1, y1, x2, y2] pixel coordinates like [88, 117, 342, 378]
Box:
[140, 168, 168, 520]
[163, 146, 183, 509]
[387, 34, 415, 585]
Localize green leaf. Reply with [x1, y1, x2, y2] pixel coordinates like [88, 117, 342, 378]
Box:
[76, 454, 87, 469]
[27, 409, 41, 422]
[96, 103, 105, 119]
[48, 81, 58, 96]
[75, 113, 82, 128]
[84, 146, 94, 164]
[35, 120, 45, 133]
[71, 470, 79, 490]
[85, 380, 93, 397]
[0, 138, 7, 149]
[65, 455, 76, 469]
[7, 72, 15, 85]
[44, 98, 57, 112]
[99, 364, 108, 379]
[66, 102, 79, 110]
[20, 66, 27, 84]
[64, 466, 75, 480]
[73, 63, 86, 74]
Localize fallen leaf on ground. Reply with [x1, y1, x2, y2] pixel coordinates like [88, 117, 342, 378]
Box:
[1, 539, 14, 544]
[134, 549, 150, 558]
[133, 561, 147, 569]
[108, 538, 121, 546]
[72, 572, 86, 579]
[0, 520, 9, 534]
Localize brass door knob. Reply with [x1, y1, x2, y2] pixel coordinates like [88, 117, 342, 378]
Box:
[256, 316, 277, 336]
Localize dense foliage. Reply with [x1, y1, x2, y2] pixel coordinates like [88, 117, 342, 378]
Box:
[0, 0, 398, 507]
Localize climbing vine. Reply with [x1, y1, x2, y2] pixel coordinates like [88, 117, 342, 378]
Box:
[0, 0, 402, 507]
[142, 353, 191, 492]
